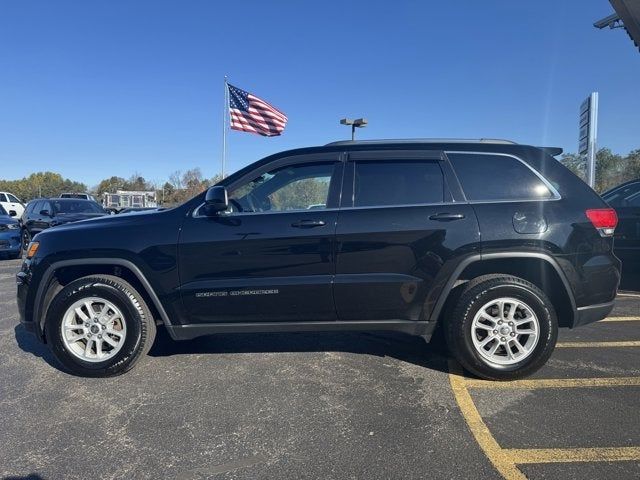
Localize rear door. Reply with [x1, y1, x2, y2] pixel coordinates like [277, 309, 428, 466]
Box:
[334, 149, 480, 321]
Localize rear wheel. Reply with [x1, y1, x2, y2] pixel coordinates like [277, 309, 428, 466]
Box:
[45, 275, 156, 377]
[445, 274, 558, 380]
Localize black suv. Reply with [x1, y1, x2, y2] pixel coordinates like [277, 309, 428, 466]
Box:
[21, 197, 107, 247]
[17, 140, 620, 379]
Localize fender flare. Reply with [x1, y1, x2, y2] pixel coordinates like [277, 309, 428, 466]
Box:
[427, 251, 577, 325]
[34, 258, 174, 335]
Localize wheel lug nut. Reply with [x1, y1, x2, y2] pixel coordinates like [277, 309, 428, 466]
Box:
[510, 332, 516, 337]
[498, 320, 503, 325]
[492, 330, 498, 334]
[500, 337, 506, 342]
[102, 325, 106, 330]
[98, 335, 102, 339]
[509, 321, 514, 326]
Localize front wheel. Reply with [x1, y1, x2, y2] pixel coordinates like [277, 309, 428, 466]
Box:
[21, 228, 31, 250]
[45, 275, 156, 377]
[445, 274, 558, 381]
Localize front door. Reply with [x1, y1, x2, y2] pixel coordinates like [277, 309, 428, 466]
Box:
[178, 153, 343, 323]
[334, 150, 480, 321]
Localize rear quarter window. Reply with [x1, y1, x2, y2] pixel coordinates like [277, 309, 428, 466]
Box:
[447, 152, 556, 201]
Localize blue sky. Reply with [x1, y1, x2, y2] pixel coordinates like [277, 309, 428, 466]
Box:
[1, 0, 639, 186]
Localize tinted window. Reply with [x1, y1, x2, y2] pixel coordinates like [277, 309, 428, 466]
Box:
[603, 182, 640, 208]
[26, 201, 37, 214]
[7, 194, 20, 203]
[229, 162, 337, 213]
[32, 201, 43, 214]
[0, 205, 7, 215]
[448, 153, 554, 201]
[353, 160, 444, 207]
[52, 200, 104, 214]
[0, 194, 7, 202]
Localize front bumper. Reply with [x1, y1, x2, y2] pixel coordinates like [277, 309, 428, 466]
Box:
[0, 231, 21, 254]
[16, 258, 38, 338]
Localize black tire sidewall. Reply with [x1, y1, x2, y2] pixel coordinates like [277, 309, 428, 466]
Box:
[453, 282, 557, 379]
[46, 279, 147, 376]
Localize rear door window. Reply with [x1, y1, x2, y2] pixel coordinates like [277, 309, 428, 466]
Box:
[447, 152, 555, 201]
[353, 160, 444, 207]
[7, 194, 20, 203]
[0, 194, 7, 202]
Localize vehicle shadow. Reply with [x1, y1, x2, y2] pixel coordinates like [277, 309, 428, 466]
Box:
[3, 474, 47, 480]
[149, 326, 451, 375]
[13, 324, 59, 370]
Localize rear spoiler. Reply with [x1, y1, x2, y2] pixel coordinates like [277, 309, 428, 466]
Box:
[539, 147, 563, 157]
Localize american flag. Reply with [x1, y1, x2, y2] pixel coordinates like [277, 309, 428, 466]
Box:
[227, 84, 288, 137]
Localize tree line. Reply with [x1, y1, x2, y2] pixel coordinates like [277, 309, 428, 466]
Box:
[560, 148, 640, 193]
[2, 148, 639, 206]
[0, 169, 223, 206]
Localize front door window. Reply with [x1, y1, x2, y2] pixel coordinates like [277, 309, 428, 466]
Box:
[228, 162, 336, 214]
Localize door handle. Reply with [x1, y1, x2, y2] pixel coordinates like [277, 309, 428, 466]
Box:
[429, 213, 465, 221]
[291, 219, 326, 228]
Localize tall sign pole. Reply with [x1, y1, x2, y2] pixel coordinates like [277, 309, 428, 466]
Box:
[579, 92, 599, 188]
[222, 76, 229, 178]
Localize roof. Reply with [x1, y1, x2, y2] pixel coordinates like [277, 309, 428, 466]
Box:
[610, 0, 640, 51]
[325, 138, 517, 146]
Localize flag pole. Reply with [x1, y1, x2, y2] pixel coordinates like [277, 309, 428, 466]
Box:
[222, 76, 228, 178]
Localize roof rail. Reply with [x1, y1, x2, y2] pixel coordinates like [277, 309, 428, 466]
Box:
[324, 138, 518, 146]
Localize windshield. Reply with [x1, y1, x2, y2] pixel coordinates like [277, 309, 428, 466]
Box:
[52, 200, 104, 214]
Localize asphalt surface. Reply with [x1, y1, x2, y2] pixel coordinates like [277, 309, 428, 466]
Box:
[0, 257, 638, 480]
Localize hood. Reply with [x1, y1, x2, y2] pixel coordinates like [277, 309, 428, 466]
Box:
[0, 214, 18, 227]
[43, 208, 166, 233]
[54, 212, 108, 224]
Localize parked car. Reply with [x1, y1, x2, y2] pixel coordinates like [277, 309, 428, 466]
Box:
[0, 204, 22, 259]
[602, 179, 640, 288]
[20, 198, 107, 247]
[17, 139, 620, 379]
[0, 191, 25, 218]
[60, 192, 97, 202]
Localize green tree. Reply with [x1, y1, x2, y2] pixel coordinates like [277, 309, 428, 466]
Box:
[95, 176, 127, 196]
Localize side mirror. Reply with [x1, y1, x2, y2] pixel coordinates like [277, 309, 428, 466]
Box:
[39, 209, 51, 217]
[8, 210, 17, 217]
[203, 186, 229, 215]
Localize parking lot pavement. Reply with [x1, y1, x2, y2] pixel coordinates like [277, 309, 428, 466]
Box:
[1, 258, 639, 480]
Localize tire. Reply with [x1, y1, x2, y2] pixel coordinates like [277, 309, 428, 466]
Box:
[45, 275, 157, 377]
[445, 274, 558, 381]
[21, 228, 31, 250]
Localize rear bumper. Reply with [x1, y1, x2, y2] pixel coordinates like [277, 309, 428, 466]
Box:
[573, 301, 615, 328]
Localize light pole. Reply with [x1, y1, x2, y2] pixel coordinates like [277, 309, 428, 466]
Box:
[340, 118, 368, 140]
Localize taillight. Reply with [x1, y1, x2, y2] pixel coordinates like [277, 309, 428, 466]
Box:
[585, 208, 618, 237]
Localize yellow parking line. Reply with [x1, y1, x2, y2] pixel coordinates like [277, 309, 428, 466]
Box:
[507, 447, 640, 464]
[465, 376, 640, 390]
[448, 359, 526, 479]
[601, 316, 640, 322]
[557, 341, 640, 348]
